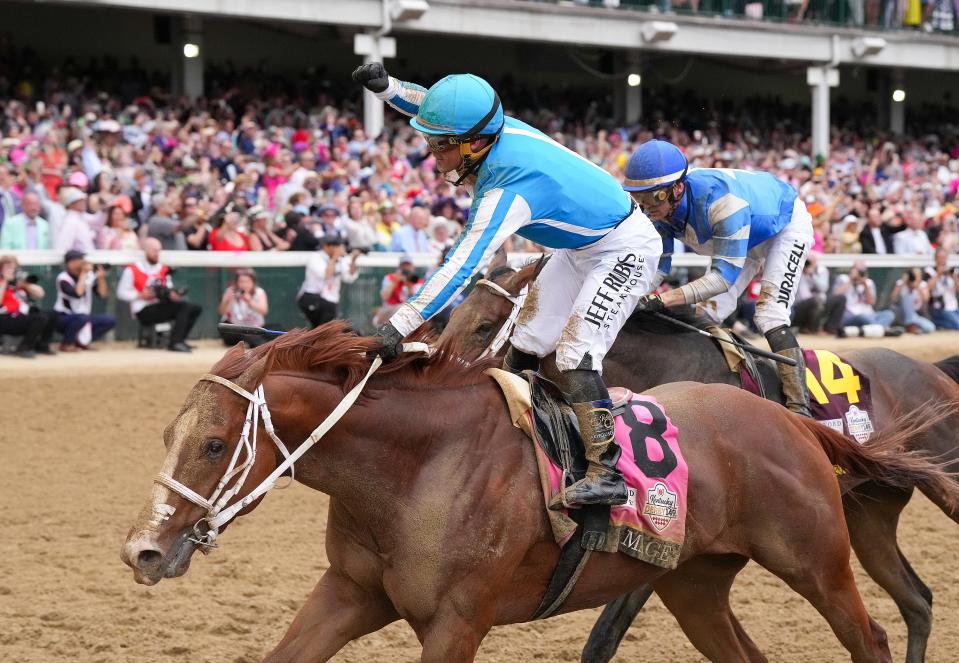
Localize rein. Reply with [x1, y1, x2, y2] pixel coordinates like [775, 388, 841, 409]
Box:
[475, 277, 528, 359]
[154, 342, 429, 551]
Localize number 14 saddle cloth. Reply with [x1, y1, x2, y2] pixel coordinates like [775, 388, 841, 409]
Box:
[741, 349, 877, 444]
[485, 368, 689, 570]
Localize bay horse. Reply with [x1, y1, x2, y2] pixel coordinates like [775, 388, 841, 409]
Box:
[120, 322, 959, 663]
[439, 260, 959, 663]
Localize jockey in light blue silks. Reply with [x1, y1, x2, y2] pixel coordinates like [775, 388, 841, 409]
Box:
[626, 140, 814, 417]
[353, 63, 663, 512]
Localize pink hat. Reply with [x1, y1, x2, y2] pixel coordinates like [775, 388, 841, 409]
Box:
[68, 171, 89, 188]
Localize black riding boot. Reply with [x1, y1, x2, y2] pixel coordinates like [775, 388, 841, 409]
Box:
[766, 325, 813, 418]
[503, 345, 539, 375]
[549, 368, 628, 509]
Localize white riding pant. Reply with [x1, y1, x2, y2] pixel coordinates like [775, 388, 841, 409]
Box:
[700, 197, 814, 334]
[510, 207, 662, 373]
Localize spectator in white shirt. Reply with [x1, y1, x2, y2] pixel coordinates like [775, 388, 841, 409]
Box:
[296, 236, 361, 328]
[927, 246, 959, 329]
[342, 198, 378, 252]
[288, 152, 318, 190]
[218, 269, 272, 347]
[891, 268, 935, 333]
[892, 211, 933, 255]
[53, 187, 105, 253]
[829, 261, 896, 335]
[53, 249, 116, 351]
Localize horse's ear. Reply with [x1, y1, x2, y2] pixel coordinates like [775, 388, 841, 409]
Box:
[236, 350, 276, 392]
[532, 253, 550, 279]
[486, 246, 508, 276]
[506, 253, 549, 294]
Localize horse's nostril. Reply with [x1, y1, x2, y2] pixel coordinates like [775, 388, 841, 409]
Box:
[136, 549, 163, 571]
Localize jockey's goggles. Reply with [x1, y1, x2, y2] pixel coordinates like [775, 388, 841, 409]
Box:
[423, 92, 503, 155]
[629, 187, 673, 209]
[426, 135, 461, 153]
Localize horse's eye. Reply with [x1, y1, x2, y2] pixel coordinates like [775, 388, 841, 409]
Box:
[205, 439, 226, 457]
[475, 320, 495, 335]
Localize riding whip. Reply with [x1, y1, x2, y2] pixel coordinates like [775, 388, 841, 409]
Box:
[218, 323, 286, 338]
[651, 312, 798, 367]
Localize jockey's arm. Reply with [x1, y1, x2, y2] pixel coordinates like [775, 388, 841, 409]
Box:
[389, 189, 531, 336]
[653, 228, 674, 292]
[375, 77, 428, 119]
[664, 210, 747, 307]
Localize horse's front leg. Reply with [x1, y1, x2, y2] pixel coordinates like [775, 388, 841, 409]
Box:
[262, 568, 398, 663]
[417, 599, 495, 663]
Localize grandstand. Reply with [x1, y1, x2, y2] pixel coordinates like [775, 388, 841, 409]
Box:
[2, 0, 958, 338]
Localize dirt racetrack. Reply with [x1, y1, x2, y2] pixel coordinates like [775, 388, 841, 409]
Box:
[1, 332, 957, 662]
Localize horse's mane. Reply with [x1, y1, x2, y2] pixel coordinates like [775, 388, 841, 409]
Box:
[210, 320, 499, 391]
[623, 305, 714, 335]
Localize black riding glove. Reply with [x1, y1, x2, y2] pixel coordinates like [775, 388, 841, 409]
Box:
[374, 321, 404, 362]
[635, 293, 666, 314]
[352, 62, 390, 94]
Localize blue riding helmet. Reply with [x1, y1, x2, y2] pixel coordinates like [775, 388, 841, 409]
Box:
[623, 140, 688, 192]
[623, 140, 689, 234]
[410, 74, 504, 139]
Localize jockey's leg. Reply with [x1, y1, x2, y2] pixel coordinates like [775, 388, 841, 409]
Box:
[756, 197, 814, 417]
[553, 360, 627, 509]
[549, 210, 661, 511]
[765, 324, 813, 417]
[508, 249, 580, 373]
[503, 345, 540, 374]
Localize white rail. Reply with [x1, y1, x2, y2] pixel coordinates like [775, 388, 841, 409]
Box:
[7, 249, 957, 271]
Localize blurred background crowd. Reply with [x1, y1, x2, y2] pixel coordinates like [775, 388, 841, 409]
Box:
[1, 51, 958, 357]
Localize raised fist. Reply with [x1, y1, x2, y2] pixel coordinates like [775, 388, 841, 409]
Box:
[352, 62, 390, 94]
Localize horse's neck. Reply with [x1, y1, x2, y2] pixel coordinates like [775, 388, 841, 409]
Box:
[264, 373, 522, 531]
[603, 330, 741, 391]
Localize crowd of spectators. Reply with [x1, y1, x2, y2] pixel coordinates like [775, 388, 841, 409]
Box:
[563, 0, 959, 33]
[1, 54, 958, 354]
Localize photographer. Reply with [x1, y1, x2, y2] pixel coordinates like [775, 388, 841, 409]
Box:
[926, 246, 959, 329]
[218, 269, 272, 347]
[891, 267, 935, 334]
[828, 261, 897, 337]
[0, 255, 57, 357]
[117, 238, 202, 352]
[296, 236, 361, 328]
[53, 250, 116, 351]
[373, 255, 424, 328]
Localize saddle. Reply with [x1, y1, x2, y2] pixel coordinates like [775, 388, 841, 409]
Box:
[707, 325, 781, 403]
[487, 368, 689, 620]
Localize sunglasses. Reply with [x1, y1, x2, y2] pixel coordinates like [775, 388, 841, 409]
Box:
[425, 135, 461, 153]
[629, 187, 672, 209]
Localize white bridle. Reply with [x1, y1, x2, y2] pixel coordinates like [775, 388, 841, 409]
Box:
[474, 277, 528, 359]
[154, 342, 429, 551]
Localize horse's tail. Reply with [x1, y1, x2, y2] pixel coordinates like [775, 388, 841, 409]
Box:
[797, 404, 959, 513]
[934, 354, 959, 385]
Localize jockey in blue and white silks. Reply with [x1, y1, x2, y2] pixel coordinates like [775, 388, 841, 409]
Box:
[625, 139, 814, 417]
[353, 63, 663, 514]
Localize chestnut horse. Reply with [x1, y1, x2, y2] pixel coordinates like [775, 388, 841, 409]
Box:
[439, 261, 959, 663]
[121, 322, 959, 663]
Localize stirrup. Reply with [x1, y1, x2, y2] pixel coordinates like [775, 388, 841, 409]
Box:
[548, 469, 573, 510]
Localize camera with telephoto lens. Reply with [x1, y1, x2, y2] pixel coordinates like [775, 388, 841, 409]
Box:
[152, 283, 189, 303]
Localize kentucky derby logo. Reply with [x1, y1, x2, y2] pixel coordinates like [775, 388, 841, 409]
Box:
[642, 481, 678, 532]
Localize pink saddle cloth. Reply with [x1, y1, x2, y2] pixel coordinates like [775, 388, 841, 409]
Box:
[532, 389, 689, 570]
